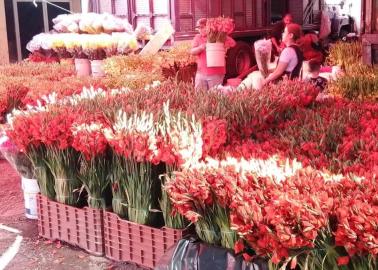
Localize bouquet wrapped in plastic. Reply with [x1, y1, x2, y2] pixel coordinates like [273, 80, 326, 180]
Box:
[113, 33, 138, 54]
[53, 13, 133, 34]
[254, 39, 272, 77]
[26, 33, 56, 59]
[133, 24, 153, 41]
[0, 134, 34, 178]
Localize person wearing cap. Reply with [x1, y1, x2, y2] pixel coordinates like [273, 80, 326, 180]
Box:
[191, 18, 236, 90]
[262, 23, 304, 86]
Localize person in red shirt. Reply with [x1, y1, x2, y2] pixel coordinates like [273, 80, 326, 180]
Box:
[298, 32, 324, 63]
[191, 18, 236, 90]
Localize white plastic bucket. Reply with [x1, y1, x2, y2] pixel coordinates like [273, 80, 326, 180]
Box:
[74, 58, 91, 76]
[21, 177, 40, 219]
[90, 60, 105, 77]
[206, 42, 226, 67]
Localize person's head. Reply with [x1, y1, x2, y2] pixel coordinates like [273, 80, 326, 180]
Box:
[283, 14, 293, 25]
[307, 59, 321, 76]
[195, 18, 207, 37]
[282, 23, 302, 45]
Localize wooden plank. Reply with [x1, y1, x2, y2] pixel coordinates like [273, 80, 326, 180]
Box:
[365, 0, 373, 33]
[363, 33, 378, 43]
[361, 32, 378, 65]
[0, 0, 9, 64]
[362, 44, 372, 65]
[140, 23, 174, 55]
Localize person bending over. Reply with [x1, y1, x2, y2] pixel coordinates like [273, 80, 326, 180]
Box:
[263, 23, 304, 86]
[270, 14, 293, 57]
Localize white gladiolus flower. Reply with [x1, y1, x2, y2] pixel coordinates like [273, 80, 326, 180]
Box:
[103, 128, 115, 140]
[72, 122, 104, 135]
[189, 156, 304, 183]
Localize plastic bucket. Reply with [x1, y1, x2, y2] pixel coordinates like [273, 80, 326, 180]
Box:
[206, 42, 226, 67]
[21, 177, 40, 219]
[74, 58, 91, 76]
[91, 60, 105, 77]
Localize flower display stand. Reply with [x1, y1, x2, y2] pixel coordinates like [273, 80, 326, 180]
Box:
[104, 211, 191, 269]
[36, 194, 104, 256]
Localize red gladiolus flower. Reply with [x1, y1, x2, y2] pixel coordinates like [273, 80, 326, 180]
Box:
[337, 256, 350, 266]
[234, 239, 245, 254]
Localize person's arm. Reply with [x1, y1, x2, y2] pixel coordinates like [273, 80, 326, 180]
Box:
[270, 22, 283, 53]
[263, 61, 288, 85]
[190, 43, 206, 55]
[190, 35, 206, 55]
[225, 36, 236, 49]
[237, 65, 258, 79]
[264, 47, 296, 85]
[310, 33, 319, 43]
[271, 36, 281, 53]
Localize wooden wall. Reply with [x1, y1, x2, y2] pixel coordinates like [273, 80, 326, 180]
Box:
[362, 0, 378, 65]
[0, 0, 10, 64]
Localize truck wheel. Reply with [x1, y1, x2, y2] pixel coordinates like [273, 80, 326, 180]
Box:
[226, 41, 254, 78]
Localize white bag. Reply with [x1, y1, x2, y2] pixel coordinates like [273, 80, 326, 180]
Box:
[254, 39, 272, 77]
[238, 71, 264, 91]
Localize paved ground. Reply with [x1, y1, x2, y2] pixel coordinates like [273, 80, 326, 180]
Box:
[0, 160, 144, 270]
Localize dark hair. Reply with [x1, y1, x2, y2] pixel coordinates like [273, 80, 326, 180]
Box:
[308, 59, 321, 72]
[283, 13, 293, 19]
[286, 23, 302, 40]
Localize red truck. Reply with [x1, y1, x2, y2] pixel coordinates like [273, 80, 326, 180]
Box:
[90, 0, 321, 77]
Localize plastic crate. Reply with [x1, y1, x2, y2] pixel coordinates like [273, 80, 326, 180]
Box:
[37, 194, 104, 256]
[104, 211, 190, 269]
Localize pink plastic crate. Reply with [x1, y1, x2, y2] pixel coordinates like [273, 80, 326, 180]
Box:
[37, 194, 104, 256]
[104, 211, 190, 269]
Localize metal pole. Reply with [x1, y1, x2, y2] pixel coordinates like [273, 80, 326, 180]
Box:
[33, 0, 73, 14]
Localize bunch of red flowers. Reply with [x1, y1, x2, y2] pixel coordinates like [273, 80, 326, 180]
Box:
[335, 177, 378, 257]
[201, 117, 228, 158]
[166, 158, 377, 265]
[106, 130, 154, 162]
[27, 51, 59, 63]
[206, 17, 235, 43]
[7, 111, 46, 151]
[72, 122, 109, 160]
[229, 169, 328, 259]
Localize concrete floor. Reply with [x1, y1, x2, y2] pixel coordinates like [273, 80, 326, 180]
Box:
[0, 160, 144, 270]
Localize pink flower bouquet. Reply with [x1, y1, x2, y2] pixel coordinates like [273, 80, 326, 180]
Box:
[206, 17, 235, 43]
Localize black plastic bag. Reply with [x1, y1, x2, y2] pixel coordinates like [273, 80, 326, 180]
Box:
[155, 238, 268, 270]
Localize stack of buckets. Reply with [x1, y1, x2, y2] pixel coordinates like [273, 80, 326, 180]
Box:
[21, 177, 40, 219]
